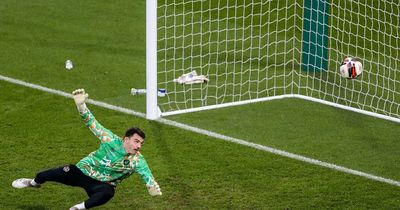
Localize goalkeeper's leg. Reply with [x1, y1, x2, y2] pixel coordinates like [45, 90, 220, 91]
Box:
[11, 165, 75, 188]
[82, 183, 115, 209]
[34, 165, 82, 186]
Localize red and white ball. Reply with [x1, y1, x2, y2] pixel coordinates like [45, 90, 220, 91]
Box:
[340, 57, 363, 79]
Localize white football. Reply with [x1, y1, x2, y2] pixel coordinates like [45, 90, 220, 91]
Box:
[339, 57, 363, 79]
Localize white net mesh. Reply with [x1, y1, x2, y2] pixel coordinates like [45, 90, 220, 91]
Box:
[305, 0, 400, 118]
[157, 0, 400, 119]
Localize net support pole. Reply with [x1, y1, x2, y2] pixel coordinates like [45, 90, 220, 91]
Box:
[301, 0, 330, 71]
[146, 0, 159, 120]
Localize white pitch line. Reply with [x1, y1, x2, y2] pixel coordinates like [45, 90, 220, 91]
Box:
[0, 75, 145, 118]
[1, 74, 399, 187]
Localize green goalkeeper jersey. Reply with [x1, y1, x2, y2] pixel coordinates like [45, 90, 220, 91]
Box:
[76, 109, 157, 187]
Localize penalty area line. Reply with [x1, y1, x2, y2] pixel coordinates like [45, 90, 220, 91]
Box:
[1, 74, 399, 188]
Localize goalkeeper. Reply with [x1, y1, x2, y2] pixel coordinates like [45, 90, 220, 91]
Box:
[12, 89, 162, 210]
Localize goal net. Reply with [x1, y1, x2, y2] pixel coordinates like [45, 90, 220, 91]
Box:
[152, 0, 400, 121]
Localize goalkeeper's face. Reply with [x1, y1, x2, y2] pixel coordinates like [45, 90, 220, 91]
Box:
[123, 133, 144, 154]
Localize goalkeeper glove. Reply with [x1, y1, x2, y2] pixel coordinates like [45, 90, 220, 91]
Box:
[147, 183, 162, 196]
[72, 89, 88, 113]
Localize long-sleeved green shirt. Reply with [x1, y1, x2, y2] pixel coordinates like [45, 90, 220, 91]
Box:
[76, 109, 158, 187]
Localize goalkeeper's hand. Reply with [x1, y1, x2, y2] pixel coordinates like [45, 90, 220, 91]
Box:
[72, 89, 88, 113]
[147, 183, 162, 196]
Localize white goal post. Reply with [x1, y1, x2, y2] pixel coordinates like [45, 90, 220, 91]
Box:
[146, 0, 400, 122]
[146, 0, 159, 120]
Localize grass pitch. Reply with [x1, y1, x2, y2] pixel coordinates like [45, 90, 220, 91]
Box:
[2, 80, 400, 210]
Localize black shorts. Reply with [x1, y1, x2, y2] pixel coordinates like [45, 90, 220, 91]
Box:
[35, 164, 115, 208]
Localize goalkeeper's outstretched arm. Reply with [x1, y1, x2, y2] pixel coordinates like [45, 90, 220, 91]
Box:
[72, 89, 116, 143]
[136, 158, 162, 196]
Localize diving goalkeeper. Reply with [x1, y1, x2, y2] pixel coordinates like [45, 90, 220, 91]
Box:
[12, 89, 162, 210]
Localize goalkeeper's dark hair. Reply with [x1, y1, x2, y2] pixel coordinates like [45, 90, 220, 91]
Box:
[124, 127, 145, 139]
